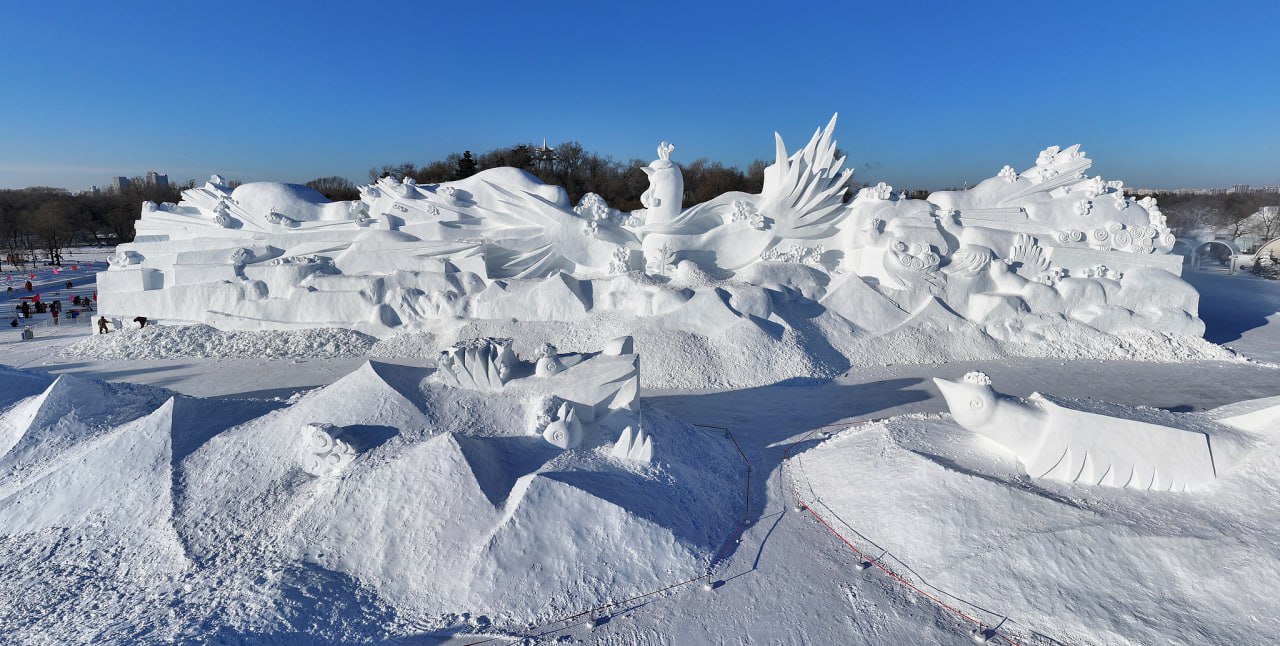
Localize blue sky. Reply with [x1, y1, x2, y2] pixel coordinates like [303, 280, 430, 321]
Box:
[1, 0, 1276, 191]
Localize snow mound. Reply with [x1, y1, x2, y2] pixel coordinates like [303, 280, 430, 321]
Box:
[58, 318, 1243, 390]
[62, 324, 379, 360]
[430, 310, 1242, 390]
[0, 373, 173, 476]
[797, 413, 1280, 645]
[1006, 326, 1243, 363]
[0, 361, 741, 641]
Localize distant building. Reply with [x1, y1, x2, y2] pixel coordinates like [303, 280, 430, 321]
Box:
[111, 176, 130, 194]
[1090, 186, 1280, 196]
[147, 171, 169, 190]
[1125, 187, 1157, 197]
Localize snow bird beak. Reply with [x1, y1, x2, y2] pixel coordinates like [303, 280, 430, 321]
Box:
[932, 377, 964, 409]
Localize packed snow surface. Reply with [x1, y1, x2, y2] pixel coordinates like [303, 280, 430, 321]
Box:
[795, 412, 1280, 645]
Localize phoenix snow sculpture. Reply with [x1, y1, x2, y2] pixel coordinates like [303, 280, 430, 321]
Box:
[99, 116, 1203, 356]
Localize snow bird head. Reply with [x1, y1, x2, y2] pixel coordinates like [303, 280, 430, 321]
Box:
[933, 373, 997, 429]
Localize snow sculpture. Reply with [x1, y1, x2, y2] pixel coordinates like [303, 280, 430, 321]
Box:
[534, 343, 564, 377]
[934, 372, 1221, 491]
[300, 422, 356, 477]
[611, 424, 653, 464]
[100, 116, 1204, 361]
[435, 338, 515, 390]
[542, 401, 584, 449]
[108, 250, 142, 267]
[437, 336, 640, 451]
[638, 142, 682, 229]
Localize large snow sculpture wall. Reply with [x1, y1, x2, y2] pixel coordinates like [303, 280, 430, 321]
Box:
[99, 117, 1202, 346]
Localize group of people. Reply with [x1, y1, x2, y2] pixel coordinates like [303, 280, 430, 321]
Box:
[8, 284, 96, 329]
[4, 264, 115, 336]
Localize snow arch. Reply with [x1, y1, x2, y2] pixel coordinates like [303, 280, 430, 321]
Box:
[1254, 236, 1280, 261]
[1191, 240, 1240, 270]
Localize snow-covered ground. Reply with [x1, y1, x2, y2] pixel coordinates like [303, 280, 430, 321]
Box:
[1, 263, 1279, 644]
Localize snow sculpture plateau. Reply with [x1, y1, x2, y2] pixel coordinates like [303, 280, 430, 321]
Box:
[934, 371, 1267, 491]
[0, 361, 740, 632]
[100, 116, 1202, 361]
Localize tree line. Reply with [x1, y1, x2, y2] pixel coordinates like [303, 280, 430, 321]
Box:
[352, 141, 775, 211]
[11, 145, 1275, 270]
[0, 178, 190, 266]
[1147, 191, 1280, 252]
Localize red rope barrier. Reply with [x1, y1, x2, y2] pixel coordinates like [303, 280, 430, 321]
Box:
[785, 424, 1024, 646]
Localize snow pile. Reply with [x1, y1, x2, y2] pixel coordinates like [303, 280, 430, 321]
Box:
[58, 317, 1243, 389]
[368, 331, 437, 358]
[436, 311, 1239, 390]
[796, 412, 1280, 645]
[1005, 325, 1243, 363]
[0, 360, 741, 642]
[62, 324, 378, 359]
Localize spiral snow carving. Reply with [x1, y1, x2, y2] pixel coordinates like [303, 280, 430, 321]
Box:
[300, 423, 356, 477]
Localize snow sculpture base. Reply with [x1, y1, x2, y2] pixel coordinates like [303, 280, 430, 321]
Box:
[0, 360, 739, 634]
[934, 372, 1262, 491]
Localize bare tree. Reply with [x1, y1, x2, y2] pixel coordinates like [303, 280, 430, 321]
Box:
[1241, 206, 1280, 244]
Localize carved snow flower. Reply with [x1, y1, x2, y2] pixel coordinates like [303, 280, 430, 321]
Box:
[1036, 146, 1060, 165]
[609, 246, 631, 274]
